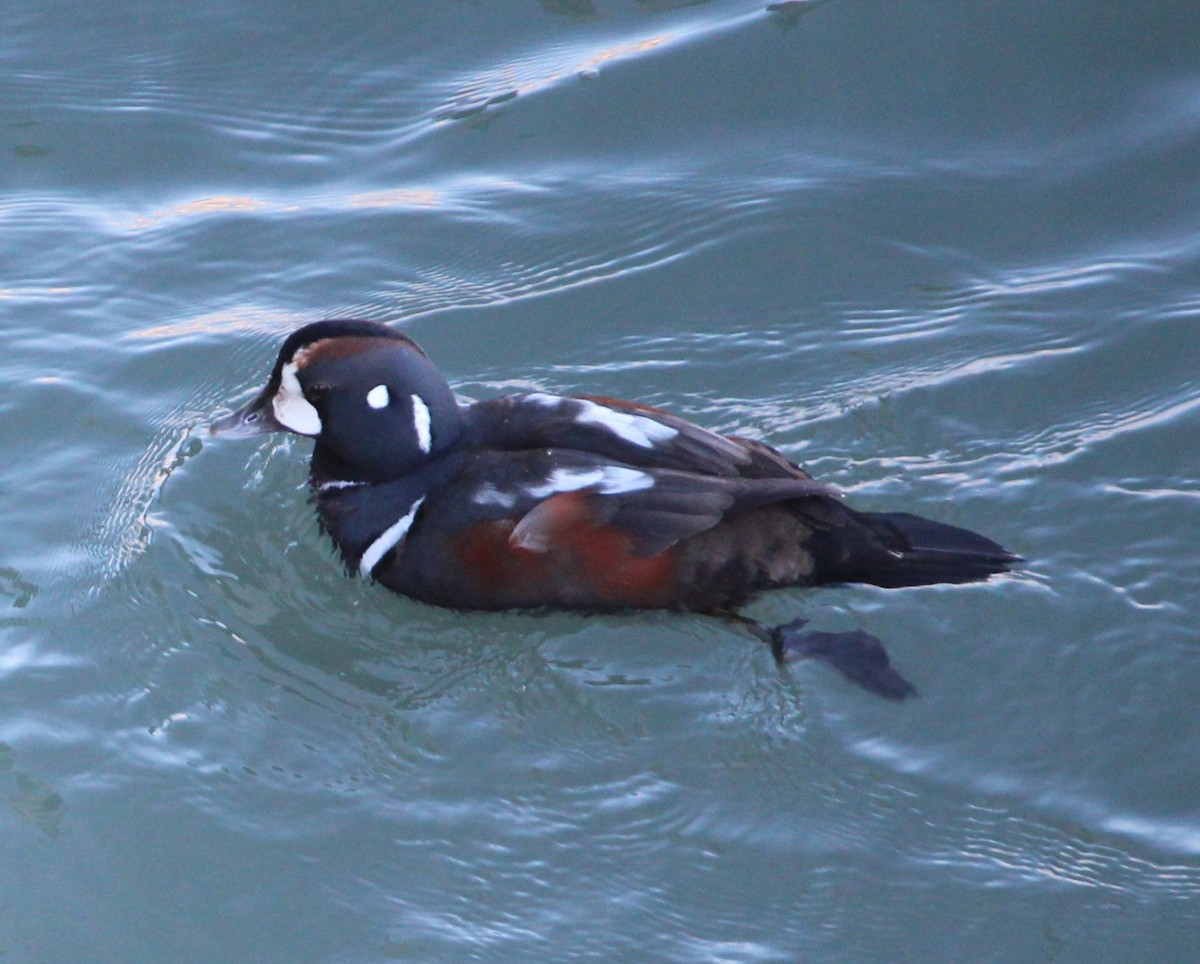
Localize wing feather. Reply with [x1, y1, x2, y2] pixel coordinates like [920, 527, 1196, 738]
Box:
[465, 393, 809, 480]
[453, 398, 839, 558]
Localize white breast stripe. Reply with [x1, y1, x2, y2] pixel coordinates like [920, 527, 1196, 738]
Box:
[412, 394, 432, 453]
[524, 392, 677, 448]
[360, 497, 425, 577]
[273, 361, 322, 435]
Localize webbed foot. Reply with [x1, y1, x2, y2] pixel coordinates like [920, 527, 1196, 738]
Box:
[769, 616, 916, 700]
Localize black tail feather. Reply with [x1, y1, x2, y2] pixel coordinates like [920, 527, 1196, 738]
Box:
[815, 509, 1019, 589]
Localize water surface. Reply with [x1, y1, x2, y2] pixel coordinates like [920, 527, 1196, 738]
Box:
[2, 0, 1199, 959]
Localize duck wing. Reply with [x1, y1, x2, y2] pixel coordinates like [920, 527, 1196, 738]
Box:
[452, 448, 837, 559]
[464, 393, 814, 481]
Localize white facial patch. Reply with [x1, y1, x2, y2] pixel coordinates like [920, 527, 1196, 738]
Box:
[360, 497, 425, 577]
[523, 466, 654, 500]
[366, 384, 390, 409]
[526, 393, 678, 449]
[273, 361, 322, 436]
[411, 394, 432, 453]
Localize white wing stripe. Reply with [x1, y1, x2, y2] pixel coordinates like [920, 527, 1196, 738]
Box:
[523, 466, 654, 499]
[525, 393, 678, 448]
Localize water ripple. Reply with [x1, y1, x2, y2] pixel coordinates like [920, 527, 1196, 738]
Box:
[922, 804, 1200, 899]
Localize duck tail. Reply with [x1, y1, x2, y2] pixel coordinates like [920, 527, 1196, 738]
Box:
[816, 510, 1020, 589]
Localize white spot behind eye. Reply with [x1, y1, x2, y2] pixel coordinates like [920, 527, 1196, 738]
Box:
[367, 384, 390, 409]
[273, 361, 322, 436]
[411, 394, 432, 453]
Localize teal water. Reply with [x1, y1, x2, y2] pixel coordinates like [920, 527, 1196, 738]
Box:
[3, 1, 1199, 960]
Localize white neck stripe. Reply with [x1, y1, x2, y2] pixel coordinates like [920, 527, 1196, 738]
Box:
[412, 394, 432, 453]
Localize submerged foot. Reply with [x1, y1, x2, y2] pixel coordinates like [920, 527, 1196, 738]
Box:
[768, 616, 917, 700]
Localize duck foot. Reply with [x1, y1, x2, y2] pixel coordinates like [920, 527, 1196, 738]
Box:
[727, 614, 917, 701]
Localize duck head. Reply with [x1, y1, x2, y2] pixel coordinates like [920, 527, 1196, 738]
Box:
[211, 319, 463, 483]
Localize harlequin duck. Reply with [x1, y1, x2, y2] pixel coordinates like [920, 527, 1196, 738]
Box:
[211, 319, 1018, 699]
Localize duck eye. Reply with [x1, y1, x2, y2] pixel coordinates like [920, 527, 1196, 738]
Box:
[306, 384, 331, 404]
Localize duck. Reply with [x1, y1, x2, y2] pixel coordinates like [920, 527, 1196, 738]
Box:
[210, 319, 1018, 699]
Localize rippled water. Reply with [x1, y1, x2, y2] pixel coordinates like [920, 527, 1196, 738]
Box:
[3, 0, 1199, 960]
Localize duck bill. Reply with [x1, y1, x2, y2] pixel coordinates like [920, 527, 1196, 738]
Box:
[209, 393, 284, 438]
